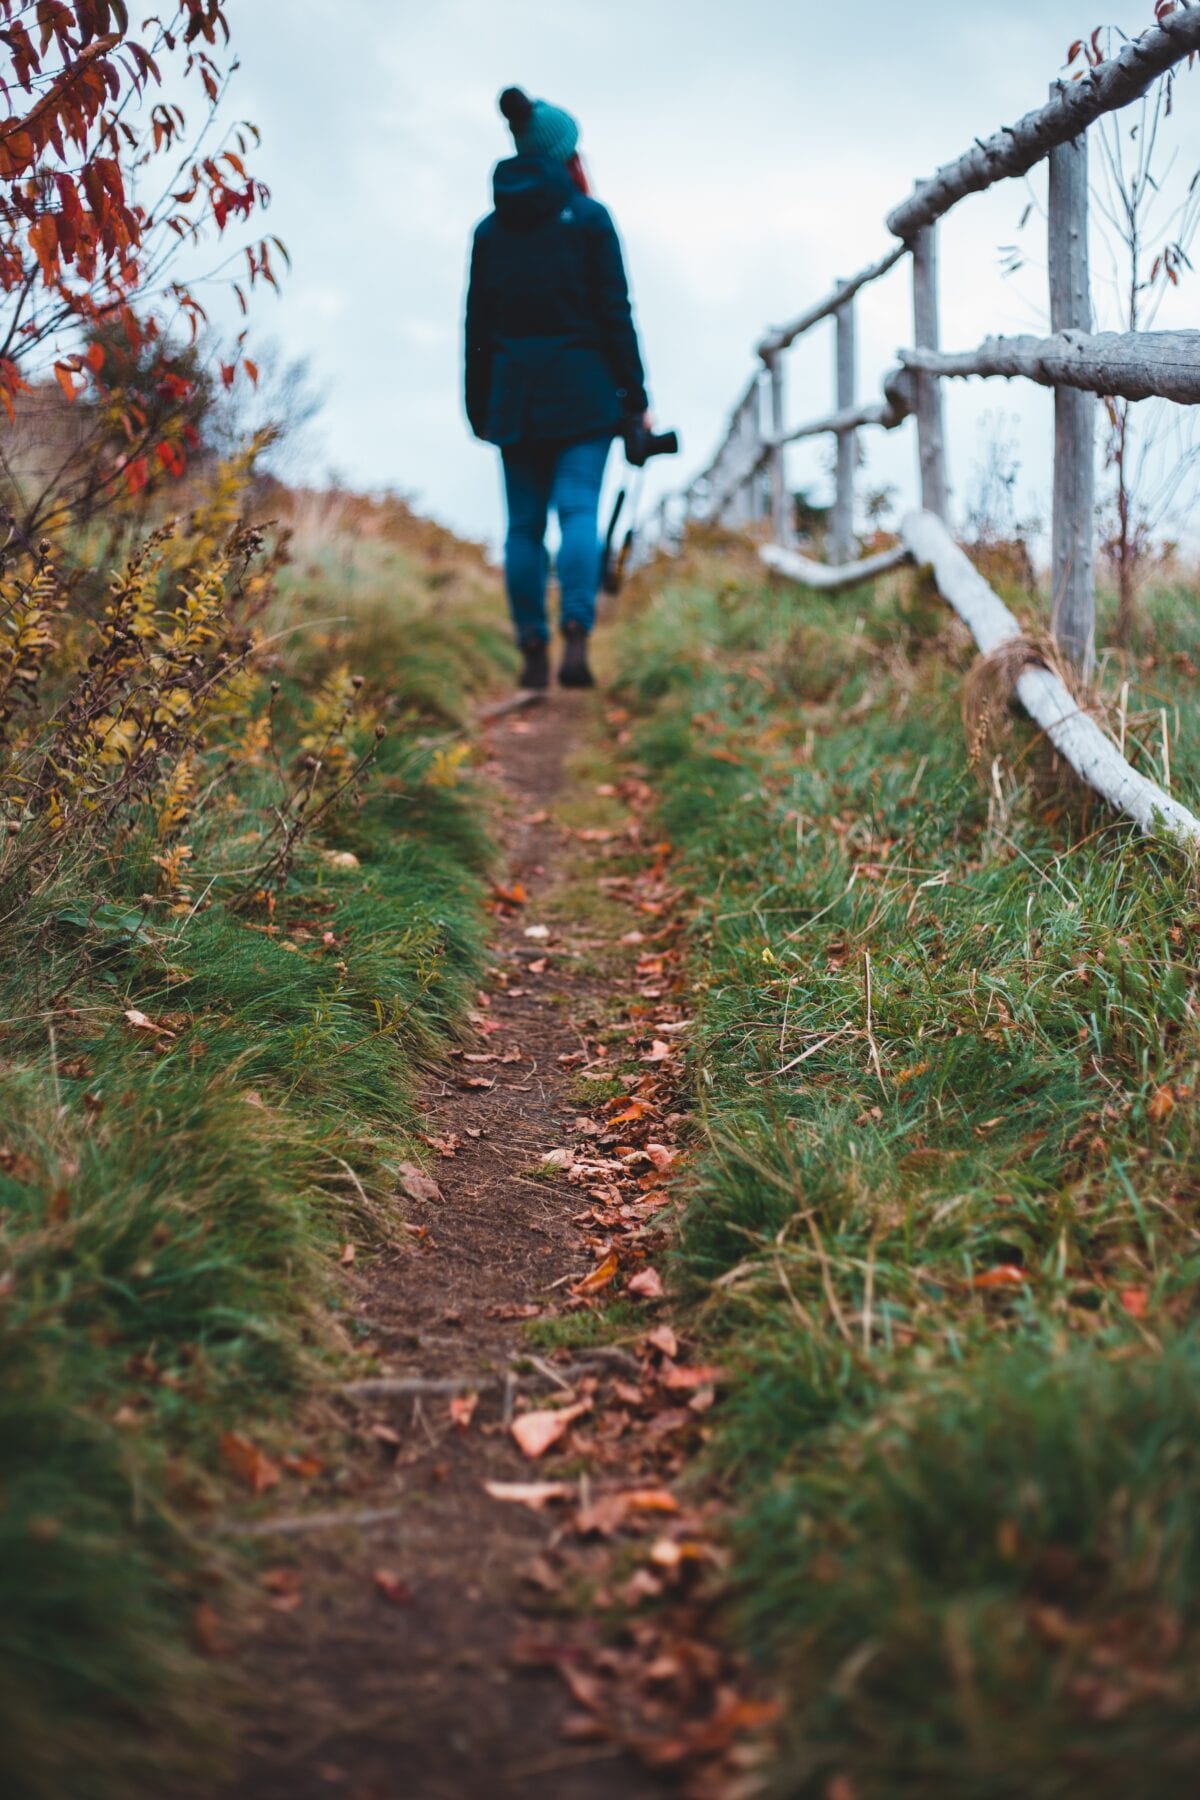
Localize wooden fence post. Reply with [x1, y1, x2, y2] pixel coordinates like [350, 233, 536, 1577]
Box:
[765, 351, 789, 543]
[1048, 93, 1096, 676]
[911, 226, 949, 519]
[830, 286, 857, 562]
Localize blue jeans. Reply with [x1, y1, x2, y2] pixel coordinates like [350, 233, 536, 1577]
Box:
[501, 436, 611, 643]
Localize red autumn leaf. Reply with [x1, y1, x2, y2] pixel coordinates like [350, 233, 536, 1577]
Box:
[219, 1430, 281, 1495]
[972, 1264, 1029, 1291]
[53, 361, 80, 402]
[372, 1568, 412, 1606]
[1119, 1286, 1149, 1318]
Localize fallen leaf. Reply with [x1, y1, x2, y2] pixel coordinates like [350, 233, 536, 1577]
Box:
[1120, 1285, 1149, 1318]
[493, 881, 527, 907]
[1148, 1084, 1176, 1123]
[260, 1567, 303, 1611]
[608, 1098, 655, 1124]
[972, 1264, 1028, 1290]
[484, 1302, 542, 1321]
[219, 1430, 281, 1495]
[397, 1162, 443, 1204]
[372, 1567, 412, 1606]
[645, 1143, 678, 1172]
[628, 1266, 665, 1300]
[646, 1324, 678, 1358]
[524, 924, 550, 941]
[339, 1241, 356, 1266]
[449, 1392, 479, 1431]
[281, 1453, 324, 1479]
[192, 1601, 230, 1655]
[511, 1400, 591, 1460]
[527, 958, 549, 975]
[641, 1040, 673, 1063]
[573, 1250, 619, 1295]
[660, 1362, 723, 1390]
[461, 1075, 497, 1091]
[484, 1480, 572, 1510]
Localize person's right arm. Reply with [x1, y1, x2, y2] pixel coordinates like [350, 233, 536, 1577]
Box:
[464, 226, 493, 439]
[585, 206, 648, 420]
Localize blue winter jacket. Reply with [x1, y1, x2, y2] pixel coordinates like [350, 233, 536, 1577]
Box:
[464, 155, 649, 447]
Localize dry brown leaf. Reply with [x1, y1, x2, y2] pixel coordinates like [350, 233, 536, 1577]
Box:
[660, 1362, 723, 1391]
[511, 1399, 591, 1460]
[339, 1241, 356, 1266]
[646, 1324, 678, 1359]
[1148, 1084, 1176, 1123]
[397, 1162, 443, 1203]
[449, 1392, 479, 1431]
[628, 1266, 665, 1300]
[219, 1430, 281, 1495]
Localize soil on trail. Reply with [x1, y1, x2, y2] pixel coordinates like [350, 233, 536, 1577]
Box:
[223, 693, 673, 1800]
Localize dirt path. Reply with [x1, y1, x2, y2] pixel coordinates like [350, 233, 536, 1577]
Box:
[221, 693, 682, 1800]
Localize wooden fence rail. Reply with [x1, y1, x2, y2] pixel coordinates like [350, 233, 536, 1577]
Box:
[655, 7, 1200, 846]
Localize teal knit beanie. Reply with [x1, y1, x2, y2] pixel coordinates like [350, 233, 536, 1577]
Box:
[498, 86, 579, 162]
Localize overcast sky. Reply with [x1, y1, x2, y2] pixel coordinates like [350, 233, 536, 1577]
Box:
[217, 1, 1199, 550]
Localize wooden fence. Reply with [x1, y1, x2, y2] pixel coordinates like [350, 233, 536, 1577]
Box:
[656, 6, 1200, 846]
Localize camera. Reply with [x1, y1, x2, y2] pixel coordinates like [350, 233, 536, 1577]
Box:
[622, 419, 680, 468]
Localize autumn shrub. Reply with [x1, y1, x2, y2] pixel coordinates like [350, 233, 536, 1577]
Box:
[0, 463, 508, 1797]
[614, 543, 1200, 1798]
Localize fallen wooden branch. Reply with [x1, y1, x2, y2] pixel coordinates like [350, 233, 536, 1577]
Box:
[757, 243, 907, 358]
[477, 690, 545, 725]
[217, 1505, 428, 1539]
[900, 510, 1200, 846]
[341, 1348, 642, 1402]
[900, 329, 1200, 407]
[887, 8, 1200, 238]
[761, 541, 912, 590]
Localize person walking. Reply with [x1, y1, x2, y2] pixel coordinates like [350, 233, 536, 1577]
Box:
[464, 86, 651, 691]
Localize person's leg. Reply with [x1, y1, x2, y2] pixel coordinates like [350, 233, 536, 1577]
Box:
[551, 435, 611, 637]
[501, 445, 553, 661]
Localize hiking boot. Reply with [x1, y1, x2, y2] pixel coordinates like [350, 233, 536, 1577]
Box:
[518, 639, 549, 690]
[558, 623, 595, 689]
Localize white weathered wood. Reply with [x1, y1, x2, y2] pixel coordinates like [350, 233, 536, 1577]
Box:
[887, 10, 1200, 239]
[830, 292, 857, 564]
[912, 226, 949, 519]
[901, 509, 1200, 845]
[765, 351, 790, 544]
[900, 329, 1200, 405]
[761, 541, 911, 589]
[1048, 111, 1096, 676]
[757, 243, 907, 357]
[770, 367, 917, 447]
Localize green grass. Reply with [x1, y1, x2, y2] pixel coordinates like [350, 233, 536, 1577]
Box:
[613, 543, 1200, 1798]
[0, 519, 510, 1798]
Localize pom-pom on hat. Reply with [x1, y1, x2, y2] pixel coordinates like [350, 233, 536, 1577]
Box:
[499, 86, 579, 163]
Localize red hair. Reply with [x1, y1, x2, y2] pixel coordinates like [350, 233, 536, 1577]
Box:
[566, 152, 591, 196]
